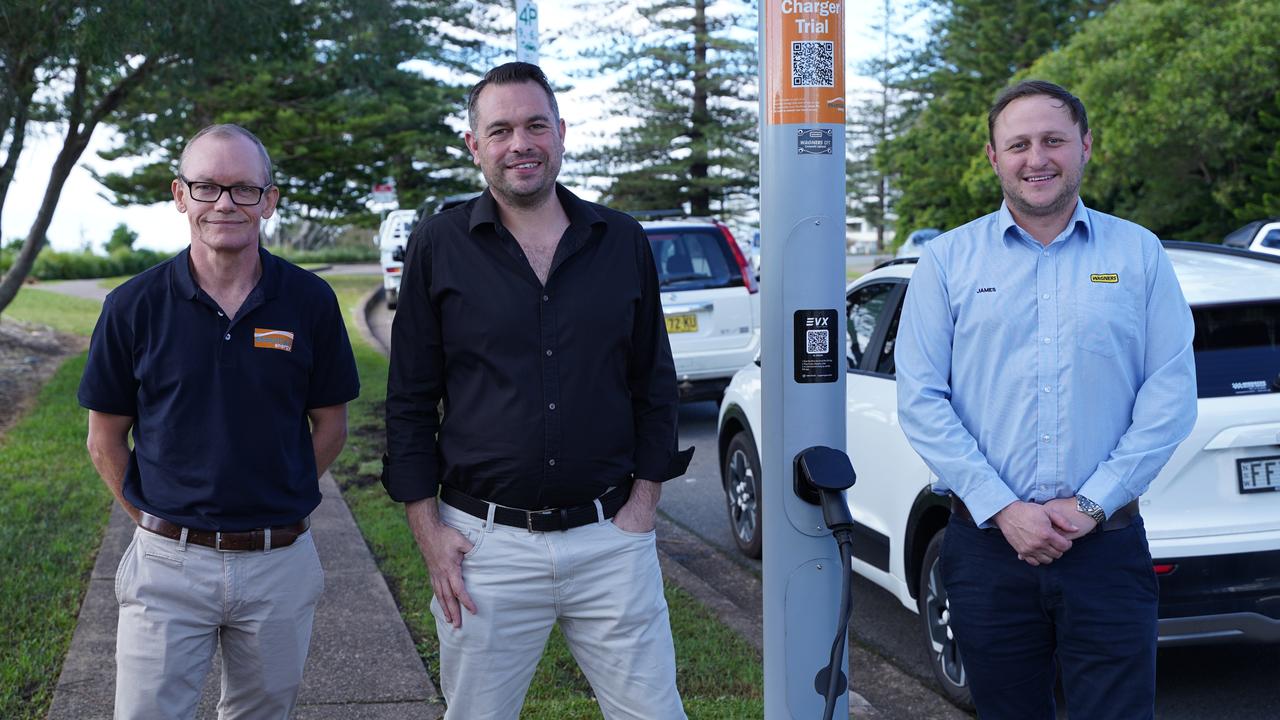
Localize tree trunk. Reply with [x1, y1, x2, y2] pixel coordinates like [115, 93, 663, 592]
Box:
[0, 127, 92, 313]
[0, 62, 39, 237]
[0, 56, 158, 315]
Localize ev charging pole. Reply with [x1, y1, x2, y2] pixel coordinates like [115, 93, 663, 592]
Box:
[759, 1, 848, 717]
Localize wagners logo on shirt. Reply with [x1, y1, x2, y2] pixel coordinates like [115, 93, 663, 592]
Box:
[1090, 273, 1119, 283]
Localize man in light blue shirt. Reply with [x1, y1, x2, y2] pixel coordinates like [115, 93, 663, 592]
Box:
[895, 80, 1196, 720]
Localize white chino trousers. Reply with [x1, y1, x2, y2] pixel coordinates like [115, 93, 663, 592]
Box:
[113, 526, 325, 720]
[434, 501, 686, 720]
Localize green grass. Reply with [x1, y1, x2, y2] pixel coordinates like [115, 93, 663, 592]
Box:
[5, 287, 105, 336]
[323, 275, 764, 719]
[0, 292, 108, 719]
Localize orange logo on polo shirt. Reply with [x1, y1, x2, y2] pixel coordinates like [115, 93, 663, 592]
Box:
[254, 328, 295, 352]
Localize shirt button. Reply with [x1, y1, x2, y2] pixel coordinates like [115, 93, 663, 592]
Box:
[1042, 294, 1050, 300]
[546, 349, 553, 356]
[1041, 434, 1051, 443]
[217, 311, 224, 317]
[1042, 337, 1051, 344]
[1043, 385, 1052, 393]
[542, 295, 549, 302]
[1042, 251, 1049, 257]
[548, 402, 556, 410]
[548, 459, 556, 466]
[224, 333, 231, 341]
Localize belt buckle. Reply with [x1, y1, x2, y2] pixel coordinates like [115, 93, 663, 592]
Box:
[215, 531, 225, 551]
[526, 509, 554, 532]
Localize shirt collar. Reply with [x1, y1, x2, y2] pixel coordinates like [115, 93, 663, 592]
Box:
[997, 198, 1093, 247]
[170, 244, 281, 301]
[468, 183, 606, 236]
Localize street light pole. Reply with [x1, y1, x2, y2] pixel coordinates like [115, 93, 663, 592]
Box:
[758, 1, 850, 717]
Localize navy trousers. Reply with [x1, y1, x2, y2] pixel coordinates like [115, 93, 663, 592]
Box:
[941, 513, 1159, 720]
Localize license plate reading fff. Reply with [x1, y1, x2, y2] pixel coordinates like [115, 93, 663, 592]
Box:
[1237, 455, 1280, 493]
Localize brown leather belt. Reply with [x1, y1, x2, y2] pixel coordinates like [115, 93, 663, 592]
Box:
[139, 512, 310, 551]
[951, 497, 1140, 534]
[440, 485, 629, 532]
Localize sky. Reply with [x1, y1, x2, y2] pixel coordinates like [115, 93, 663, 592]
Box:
[3, 0, 923, 254]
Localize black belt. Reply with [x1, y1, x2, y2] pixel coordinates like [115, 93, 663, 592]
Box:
[440, 485, 630, 532]
[951, 497, 1140, 534]
[139, 512, 310, 551]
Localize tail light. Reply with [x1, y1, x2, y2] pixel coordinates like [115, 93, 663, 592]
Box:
[718, 222, 758, 294]
[1153, 563, 1177, 576]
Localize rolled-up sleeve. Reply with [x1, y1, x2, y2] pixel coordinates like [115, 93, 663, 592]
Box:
[383, 229, 444, 502]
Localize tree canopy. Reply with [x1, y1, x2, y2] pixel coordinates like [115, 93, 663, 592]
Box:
[878, 0, 1115, 244]
[1029, 0, 1280, 240]
[96, 1, 499, 245]
[0, 0, 290, 313]
[575, 0, 758, 217]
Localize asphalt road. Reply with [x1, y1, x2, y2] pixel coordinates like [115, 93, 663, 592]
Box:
[363, 267, 1280, 719]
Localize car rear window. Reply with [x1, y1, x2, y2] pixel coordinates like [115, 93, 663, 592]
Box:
[647, 228, 745, 291]
[1192, 301, 1280, 398]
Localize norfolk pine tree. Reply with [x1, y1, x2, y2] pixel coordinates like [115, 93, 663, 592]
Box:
[575, 0, 758, 217]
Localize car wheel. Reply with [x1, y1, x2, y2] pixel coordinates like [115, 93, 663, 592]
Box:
[917, 528, 973, 710]
[386, 288, 398, 310]
[723, 432, 762, 558]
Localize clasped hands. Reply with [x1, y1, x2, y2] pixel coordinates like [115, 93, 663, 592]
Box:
[993, 498, 1098, 566]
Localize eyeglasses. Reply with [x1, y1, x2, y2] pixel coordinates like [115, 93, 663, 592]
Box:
[179, 176, 272, 206]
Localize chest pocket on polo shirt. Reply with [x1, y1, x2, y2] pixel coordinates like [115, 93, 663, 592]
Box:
[1075, 279, 1138, 357]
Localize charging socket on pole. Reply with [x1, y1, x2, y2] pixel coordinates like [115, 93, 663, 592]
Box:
[794, 445, 856, 530]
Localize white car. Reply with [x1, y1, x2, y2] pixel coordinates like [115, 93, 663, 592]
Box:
[1222, 217, 1280, 257]
[894, 227, 942, 258]
[717, 241, 1280, 708]
[376, 209, 416, 309]
[642, 218, 759, 402]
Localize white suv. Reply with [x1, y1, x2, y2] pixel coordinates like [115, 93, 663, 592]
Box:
[642, 217, 759, 402]
[1222, 217, 1280, 257]
[717, 241, 1280, 708]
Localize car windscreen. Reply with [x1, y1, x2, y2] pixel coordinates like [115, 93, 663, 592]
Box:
[1192, 301, 1280, 398]
[647, 228, 745, 291]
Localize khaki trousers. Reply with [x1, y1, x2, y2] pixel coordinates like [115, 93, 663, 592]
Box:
[435, 501, 686, 720]
[113, 526, 324, 719]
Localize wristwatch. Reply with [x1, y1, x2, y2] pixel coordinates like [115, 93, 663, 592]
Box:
[1076, 495, 1107, 524]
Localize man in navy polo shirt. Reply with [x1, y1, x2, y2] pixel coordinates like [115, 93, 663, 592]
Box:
[78, 123, 360, 719]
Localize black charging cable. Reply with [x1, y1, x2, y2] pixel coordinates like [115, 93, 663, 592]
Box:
[794, 446, 859, 720]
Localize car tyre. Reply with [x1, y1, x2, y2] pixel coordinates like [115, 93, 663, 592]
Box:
[386, 288, 398, 310]
[723, 432, 762, 559]
[917, 528, 974, 710]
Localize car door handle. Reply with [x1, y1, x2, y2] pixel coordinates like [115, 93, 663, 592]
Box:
[664, 302, 713, 315]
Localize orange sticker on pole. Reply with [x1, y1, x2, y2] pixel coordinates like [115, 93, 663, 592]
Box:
[764, 0, 845, 126]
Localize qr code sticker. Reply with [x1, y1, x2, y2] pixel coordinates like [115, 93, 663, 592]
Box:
[791, 41, 834, 88]
[806, 328, 829, 355]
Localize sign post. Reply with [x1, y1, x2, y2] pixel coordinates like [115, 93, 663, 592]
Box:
[516, 0, 539, 65]
[758, 0, 849, 717]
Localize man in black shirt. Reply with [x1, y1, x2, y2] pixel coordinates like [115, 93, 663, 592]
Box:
[79, 124, 360, 718]
[384, 62, 691, 719]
